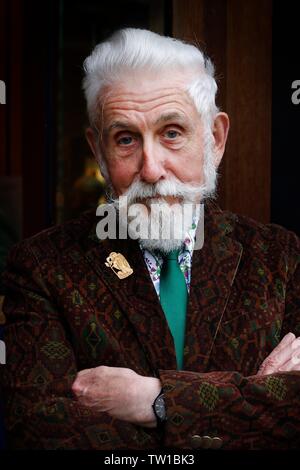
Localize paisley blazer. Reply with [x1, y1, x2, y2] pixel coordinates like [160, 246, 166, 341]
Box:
[1, 201, 300, 449]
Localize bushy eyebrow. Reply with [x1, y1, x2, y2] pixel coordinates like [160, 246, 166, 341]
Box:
[103, 120, 132, 135]
[103, 112, 187, 136]
[154, 112, 187, 126]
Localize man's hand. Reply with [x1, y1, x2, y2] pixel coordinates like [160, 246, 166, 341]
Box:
[72, 366, 161, 428]
[257, 332, 300, 375]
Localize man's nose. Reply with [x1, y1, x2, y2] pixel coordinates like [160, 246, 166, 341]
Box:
[139, 140, 167, 183]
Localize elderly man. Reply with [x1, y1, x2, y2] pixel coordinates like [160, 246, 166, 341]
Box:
[2, 28, 300, 450]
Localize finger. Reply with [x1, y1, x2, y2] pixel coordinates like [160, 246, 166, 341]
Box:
[257, 333, 295, 375]
[72, 369, 92, 387]
[291, 337, 300, 351]
[72, 383, 89, 398]
[72, 381, 83, 396]
[260, 338, 300, 375]
[78, 386, 88, 396]
[72, 371, 92, 392]
[266, 332, 295, 358]
[278, 343, 300, 372]
[259, 334, 298, 375]
[271, 336, 300, 366]
[278, 361, 300, 372]
[279, 337, 300, 367]
[73, 370, 93, 387]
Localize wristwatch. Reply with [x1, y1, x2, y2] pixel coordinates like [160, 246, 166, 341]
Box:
[152, 388, 167, 426]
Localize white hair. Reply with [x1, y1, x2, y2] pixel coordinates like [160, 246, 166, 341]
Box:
[82, 28, 219, 129]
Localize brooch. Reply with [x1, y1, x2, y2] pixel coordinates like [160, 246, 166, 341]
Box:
[105, 252, 133, 279]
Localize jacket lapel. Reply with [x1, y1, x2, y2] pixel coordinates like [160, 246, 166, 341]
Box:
[77, 203, 243, 374]
[184, 202, 243, 372]
[80, 218, 177, 374]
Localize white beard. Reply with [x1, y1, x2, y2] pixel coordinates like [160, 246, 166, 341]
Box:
[128, 197, 200, 254]
[107, 136, 217, 254]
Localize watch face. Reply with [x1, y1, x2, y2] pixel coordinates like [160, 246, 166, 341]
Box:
[155, 395, 166, 420]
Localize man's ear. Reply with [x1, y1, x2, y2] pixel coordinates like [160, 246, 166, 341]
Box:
[85, 127, 100, 159]
[212, 112, 230, 167]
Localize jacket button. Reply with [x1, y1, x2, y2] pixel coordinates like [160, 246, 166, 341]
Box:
[191, 435, 202, 448]
[211, 437, 223, 449]
[201, 435, 213, 449]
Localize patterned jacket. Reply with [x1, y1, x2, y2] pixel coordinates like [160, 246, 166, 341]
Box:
[1, 201, 300, 449]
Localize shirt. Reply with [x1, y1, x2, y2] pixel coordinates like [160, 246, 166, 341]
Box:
[140, 219, 198, 298]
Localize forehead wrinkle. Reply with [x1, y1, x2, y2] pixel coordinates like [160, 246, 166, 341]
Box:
[104, 86, 194, 111]
[105, 94, 192, 110]
[104, 85, 187, 102]
[104, 97, 195, 119]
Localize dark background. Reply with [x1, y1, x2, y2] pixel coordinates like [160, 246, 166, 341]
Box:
[0, 0, 299, 242]
[272, 2, 299, 235]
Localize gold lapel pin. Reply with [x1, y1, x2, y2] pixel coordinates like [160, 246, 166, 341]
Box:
[105, 252, 133, 279]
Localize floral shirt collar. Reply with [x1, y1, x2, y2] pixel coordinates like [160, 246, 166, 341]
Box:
[140, 220, 198, 298]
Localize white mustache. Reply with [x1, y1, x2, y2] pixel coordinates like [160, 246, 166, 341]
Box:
[116, 177, 204, 206]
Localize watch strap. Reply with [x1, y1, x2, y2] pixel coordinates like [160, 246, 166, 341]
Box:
[152, 388, 167, 427]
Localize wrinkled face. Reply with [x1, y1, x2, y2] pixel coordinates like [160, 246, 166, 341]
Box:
[86, 71, 229, 252]
[98, 72, 206, 203]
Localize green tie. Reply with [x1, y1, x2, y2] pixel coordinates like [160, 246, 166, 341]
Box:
[159, 250, 188, 370]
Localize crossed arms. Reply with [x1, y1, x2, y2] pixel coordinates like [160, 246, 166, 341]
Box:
[72, 331, 300, 429]
[1, 236, 300, 449]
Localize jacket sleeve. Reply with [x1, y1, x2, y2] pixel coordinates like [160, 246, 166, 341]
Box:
[159, 230, 300, 450]
[1, 240, 160, 450]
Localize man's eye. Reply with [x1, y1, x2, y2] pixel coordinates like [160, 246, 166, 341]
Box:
[164, 130, 180, 139]
[117, 135, 133, 145]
